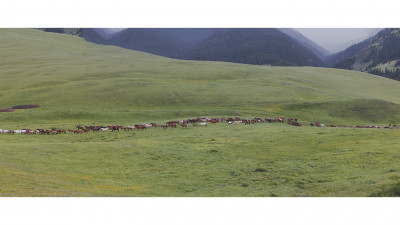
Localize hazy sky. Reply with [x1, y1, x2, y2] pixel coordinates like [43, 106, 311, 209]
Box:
[294, 28, 382, 53]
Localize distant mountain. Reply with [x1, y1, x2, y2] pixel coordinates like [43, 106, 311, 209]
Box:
[147, 28, 222, 45]
[81, 29, 107, 44]
[324, 38, 371, 67]
[38, 28, 324, 66]
[278, 28, 330, 59]
[334, 28, 400, 80]
[182, 28, 325, 66]
[92, 28, 109, 38]
[92, 28, 122, 39]
[38, 28, 199, 58]
[106, 28, 192, 58]
[328, 28, 382, 53]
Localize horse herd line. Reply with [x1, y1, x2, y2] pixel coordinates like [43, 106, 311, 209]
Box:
[0, 116, 398, 135]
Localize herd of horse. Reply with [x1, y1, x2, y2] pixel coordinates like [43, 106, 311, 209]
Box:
[0, 117, 300, 135]
[0, 116, 397, 135]
[311, 121, 399, 129]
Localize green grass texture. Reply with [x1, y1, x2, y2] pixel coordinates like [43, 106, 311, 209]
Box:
[1, 29, 400, 196]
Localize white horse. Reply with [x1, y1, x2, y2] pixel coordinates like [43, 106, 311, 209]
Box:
[100, 128, 109, 131]
[199, 122, 207, 126]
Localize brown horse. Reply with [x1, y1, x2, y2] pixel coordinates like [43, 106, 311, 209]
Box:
[135, 125, 147, 130]
[108, 126, 120, 132]
[91, 127, 101, 132]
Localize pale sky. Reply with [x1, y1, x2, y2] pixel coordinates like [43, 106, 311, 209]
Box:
[294, 28, 382, 53]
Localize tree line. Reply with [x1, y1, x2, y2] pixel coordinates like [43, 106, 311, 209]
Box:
[368, 66, 400, 81]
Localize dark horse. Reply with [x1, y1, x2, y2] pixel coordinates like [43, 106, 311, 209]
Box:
[108, 126, 120, 132]
[135, 125, 147, 130]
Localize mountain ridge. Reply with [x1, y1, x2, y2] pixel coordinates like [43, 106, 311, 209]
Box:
[38, 28, 326, 67]
[181, 28, 325, 66]
[278, 28, 331, 59]
[333, 28, 400, 80]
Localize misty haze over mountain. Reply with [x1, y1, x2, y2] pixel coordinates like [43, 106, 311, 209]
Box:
[294, 28, 382, 53]
[99, 28, 381, 54]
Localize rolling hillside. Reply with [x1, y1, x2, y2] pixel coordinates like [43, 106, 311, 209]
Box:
[3, 29, 400, 197]
[2, 29, 400, 125]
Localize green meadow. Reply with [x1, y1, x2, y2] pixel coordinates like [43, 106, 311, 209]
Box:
[1, 29, 400, 196]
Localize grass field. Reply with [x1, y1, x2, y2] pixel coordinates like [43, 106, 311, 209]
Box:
[1, 123, 400, 197]
[1, 29, 400, 196]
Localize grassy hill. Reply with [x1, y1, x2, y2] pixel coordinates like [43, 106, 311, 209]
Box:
[2, 29, 400, 197]
[3, 29, 400, 126]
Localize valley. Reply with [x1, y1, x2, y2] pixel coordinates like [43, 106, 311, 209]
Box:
[1, 29, 400, 196]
